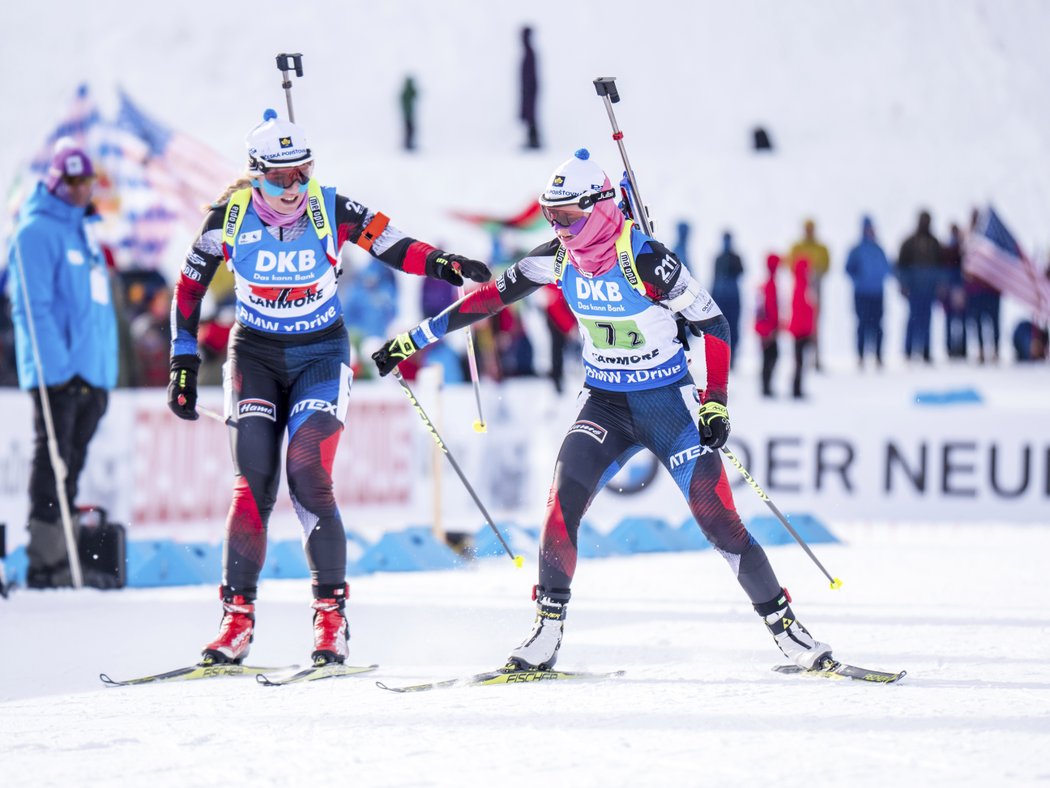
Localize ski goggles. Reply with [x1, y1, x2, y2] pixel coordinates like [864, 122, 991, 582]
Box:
[256, 162, 314, 196]
[540, 187, 616, 228]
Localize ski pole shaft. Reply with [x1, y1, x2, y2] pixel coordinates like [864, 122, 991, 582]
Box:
[392, 369, 521, 566]
[593, 77, 653, 236]
[720, 447, 842, 590]
[275, 53, 304, 122]
[458, 286, 486, 433]
[197, 405, 230, 426]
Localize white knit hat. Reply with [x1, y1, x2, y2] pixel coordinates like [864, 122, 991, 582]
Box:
[245, 108, 313, 171]
[539, 148, 608, 206]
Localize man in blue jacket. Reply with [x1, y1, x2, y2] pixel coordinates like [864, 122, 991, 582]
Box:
[845, 216, 892, 368]
[7, 141, 118, 588]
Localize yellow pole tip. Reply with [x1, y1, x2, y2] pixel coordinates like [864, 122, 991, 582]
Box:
[473, 420, 487, 433]
[514, 555, 524, 568]
[830, 578, 843, 589]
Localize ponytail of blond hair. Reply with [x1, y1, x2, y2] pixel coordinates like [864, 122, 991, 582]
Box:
[209, 174, 255, 211]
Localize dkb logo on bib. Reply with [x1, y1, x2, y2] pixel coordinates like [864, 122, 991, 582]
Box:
[256, 249, 317, 273]
[575, 279, 623, 302]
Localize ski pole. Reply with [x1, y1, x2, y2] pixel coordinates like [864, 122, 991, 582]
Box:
[275, 53, 304, 122]
[720, 446, 843, 590]
[10, 235, 83, 589]
[593, 77, 653, 236]
[391, 369, 522, 566]
[458, 285, 487, 434]
[197, 405, 230, 426]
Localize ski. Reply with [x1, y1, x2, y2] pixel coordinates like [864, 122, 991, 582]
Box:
[100, 663, 294, 687]
[256, 663, 379, 686]
[773, 659, 906, 684]
[376, 667, 626, 693]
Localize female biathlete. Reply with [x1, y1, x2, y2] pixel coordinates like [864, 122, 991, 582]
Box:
[372, 149, 832, 672]
[168, 110, 490, 667]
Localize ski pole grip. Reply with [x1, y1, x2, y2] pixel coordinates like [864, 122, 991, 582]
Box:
[276, 53, 304, 77]
[593, 77, 620, 103]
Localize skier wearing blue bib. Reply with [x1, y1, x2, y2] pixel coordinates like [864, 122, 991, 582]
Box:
[373, 149, 832, 671]
[169, 111, 490, 666]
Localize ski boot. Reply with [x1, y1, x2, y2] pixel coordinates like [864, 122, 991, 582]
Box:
[506, 587, 569, 671]
[311, 584, 350, 666]
[201, 586, 255, 665]
[755, 588, 832, 670]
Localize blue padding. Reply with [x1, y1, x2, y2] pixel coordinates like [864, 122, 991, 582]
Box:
[3, 545, 28, 585]
[352, 528, 462, 573]
[181, 541, 223, 584]
[747, 513, 839, 548]
[260, 539, 310, 580]
[473, 522, 538, 559]
[346, 531, 372, 576]
[127, 540, 208, 587]
[577, 520, 626, 558]
[676, 518, 713, 550]
[914, 388, 982, 405]
[609, 516, 686, 553]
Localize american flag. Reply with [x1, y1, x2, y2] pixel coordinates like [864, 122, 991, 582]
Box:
[116, 90, 239, 225]
[5, 84, 234, 269]
[964, 207, 1050, 321]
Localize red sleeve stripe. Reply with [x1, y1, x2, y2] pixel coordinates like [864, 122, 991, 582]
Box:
[175, 276, 208, 319]
[703, 334, 731, 402]
[402, 240, 435, 276]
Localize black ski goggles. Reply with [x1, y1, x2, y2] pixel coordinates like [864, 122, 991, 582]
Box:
[540, 187, 616, 227]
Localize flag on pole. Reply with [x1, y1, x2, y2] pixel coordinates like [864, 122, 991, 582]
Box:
[116, 90, 239, 226]
[6, 85, 238, 269]
[964, 207, 1050, 321]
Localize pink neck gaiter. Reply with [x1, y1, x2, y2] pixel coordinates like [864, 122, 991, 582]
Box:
[562, 177, 625, 277]
[251, 188, 307, 229]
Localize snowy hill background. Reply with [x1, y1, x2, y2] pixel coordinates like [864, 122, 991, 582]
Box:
[4, 0, 1050, 366]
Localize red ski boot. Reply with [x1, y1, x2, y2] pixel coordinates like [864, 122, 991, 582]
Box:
[311, 585, 350, 666]
[201, 589, 255, 665]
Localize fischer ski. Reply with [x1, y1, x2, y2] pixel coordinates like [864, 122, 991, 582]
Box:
[773, 658, 906, 684]
[256, 663, 379, 686]
[376, 667, 626, 693]
[100, 662, 294, 687]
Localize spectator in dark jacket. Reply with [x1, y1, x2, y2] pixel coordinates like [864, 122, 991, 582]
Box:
[940, 222, 967, 359]
[844, 216, 892, 368]
[964, 209, 1001, 364]
[712, 231, 744, 367]
[897, 210, 943, 363]
[754, 253, 781, 397]
[520, 26, 540, 149]
[399, 75, 418, 152]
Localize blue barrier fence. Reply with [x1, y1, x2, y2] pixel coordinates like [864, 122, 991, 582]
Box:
[2, 513, 839, 588]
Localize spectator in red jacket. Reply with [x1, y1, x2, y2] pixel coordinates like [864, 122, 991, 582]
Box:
[755, 253, 781, 397]
[788, 258, 816, 399]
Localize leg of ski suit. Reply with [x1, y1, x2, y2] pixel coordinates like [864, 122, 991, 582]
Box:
[283, 333, 352, 595]
[537, 383, 782, 605]
[221, 327, 350, 598]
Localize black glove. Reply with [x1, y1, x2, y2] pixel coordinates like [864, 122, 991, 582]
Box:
[371, 332, 421, 377]
[167, 354, 201, 420]
[426, 250, 491, 287]
[698, 401, 730, 449]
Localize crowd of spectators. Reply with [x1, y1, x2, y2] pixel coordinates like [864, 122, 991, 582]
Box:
[2, 206, 1046, 397]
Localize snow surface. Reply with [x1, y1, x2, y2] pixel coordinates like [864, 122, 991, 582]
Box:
[2, 523, 1050, 787]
